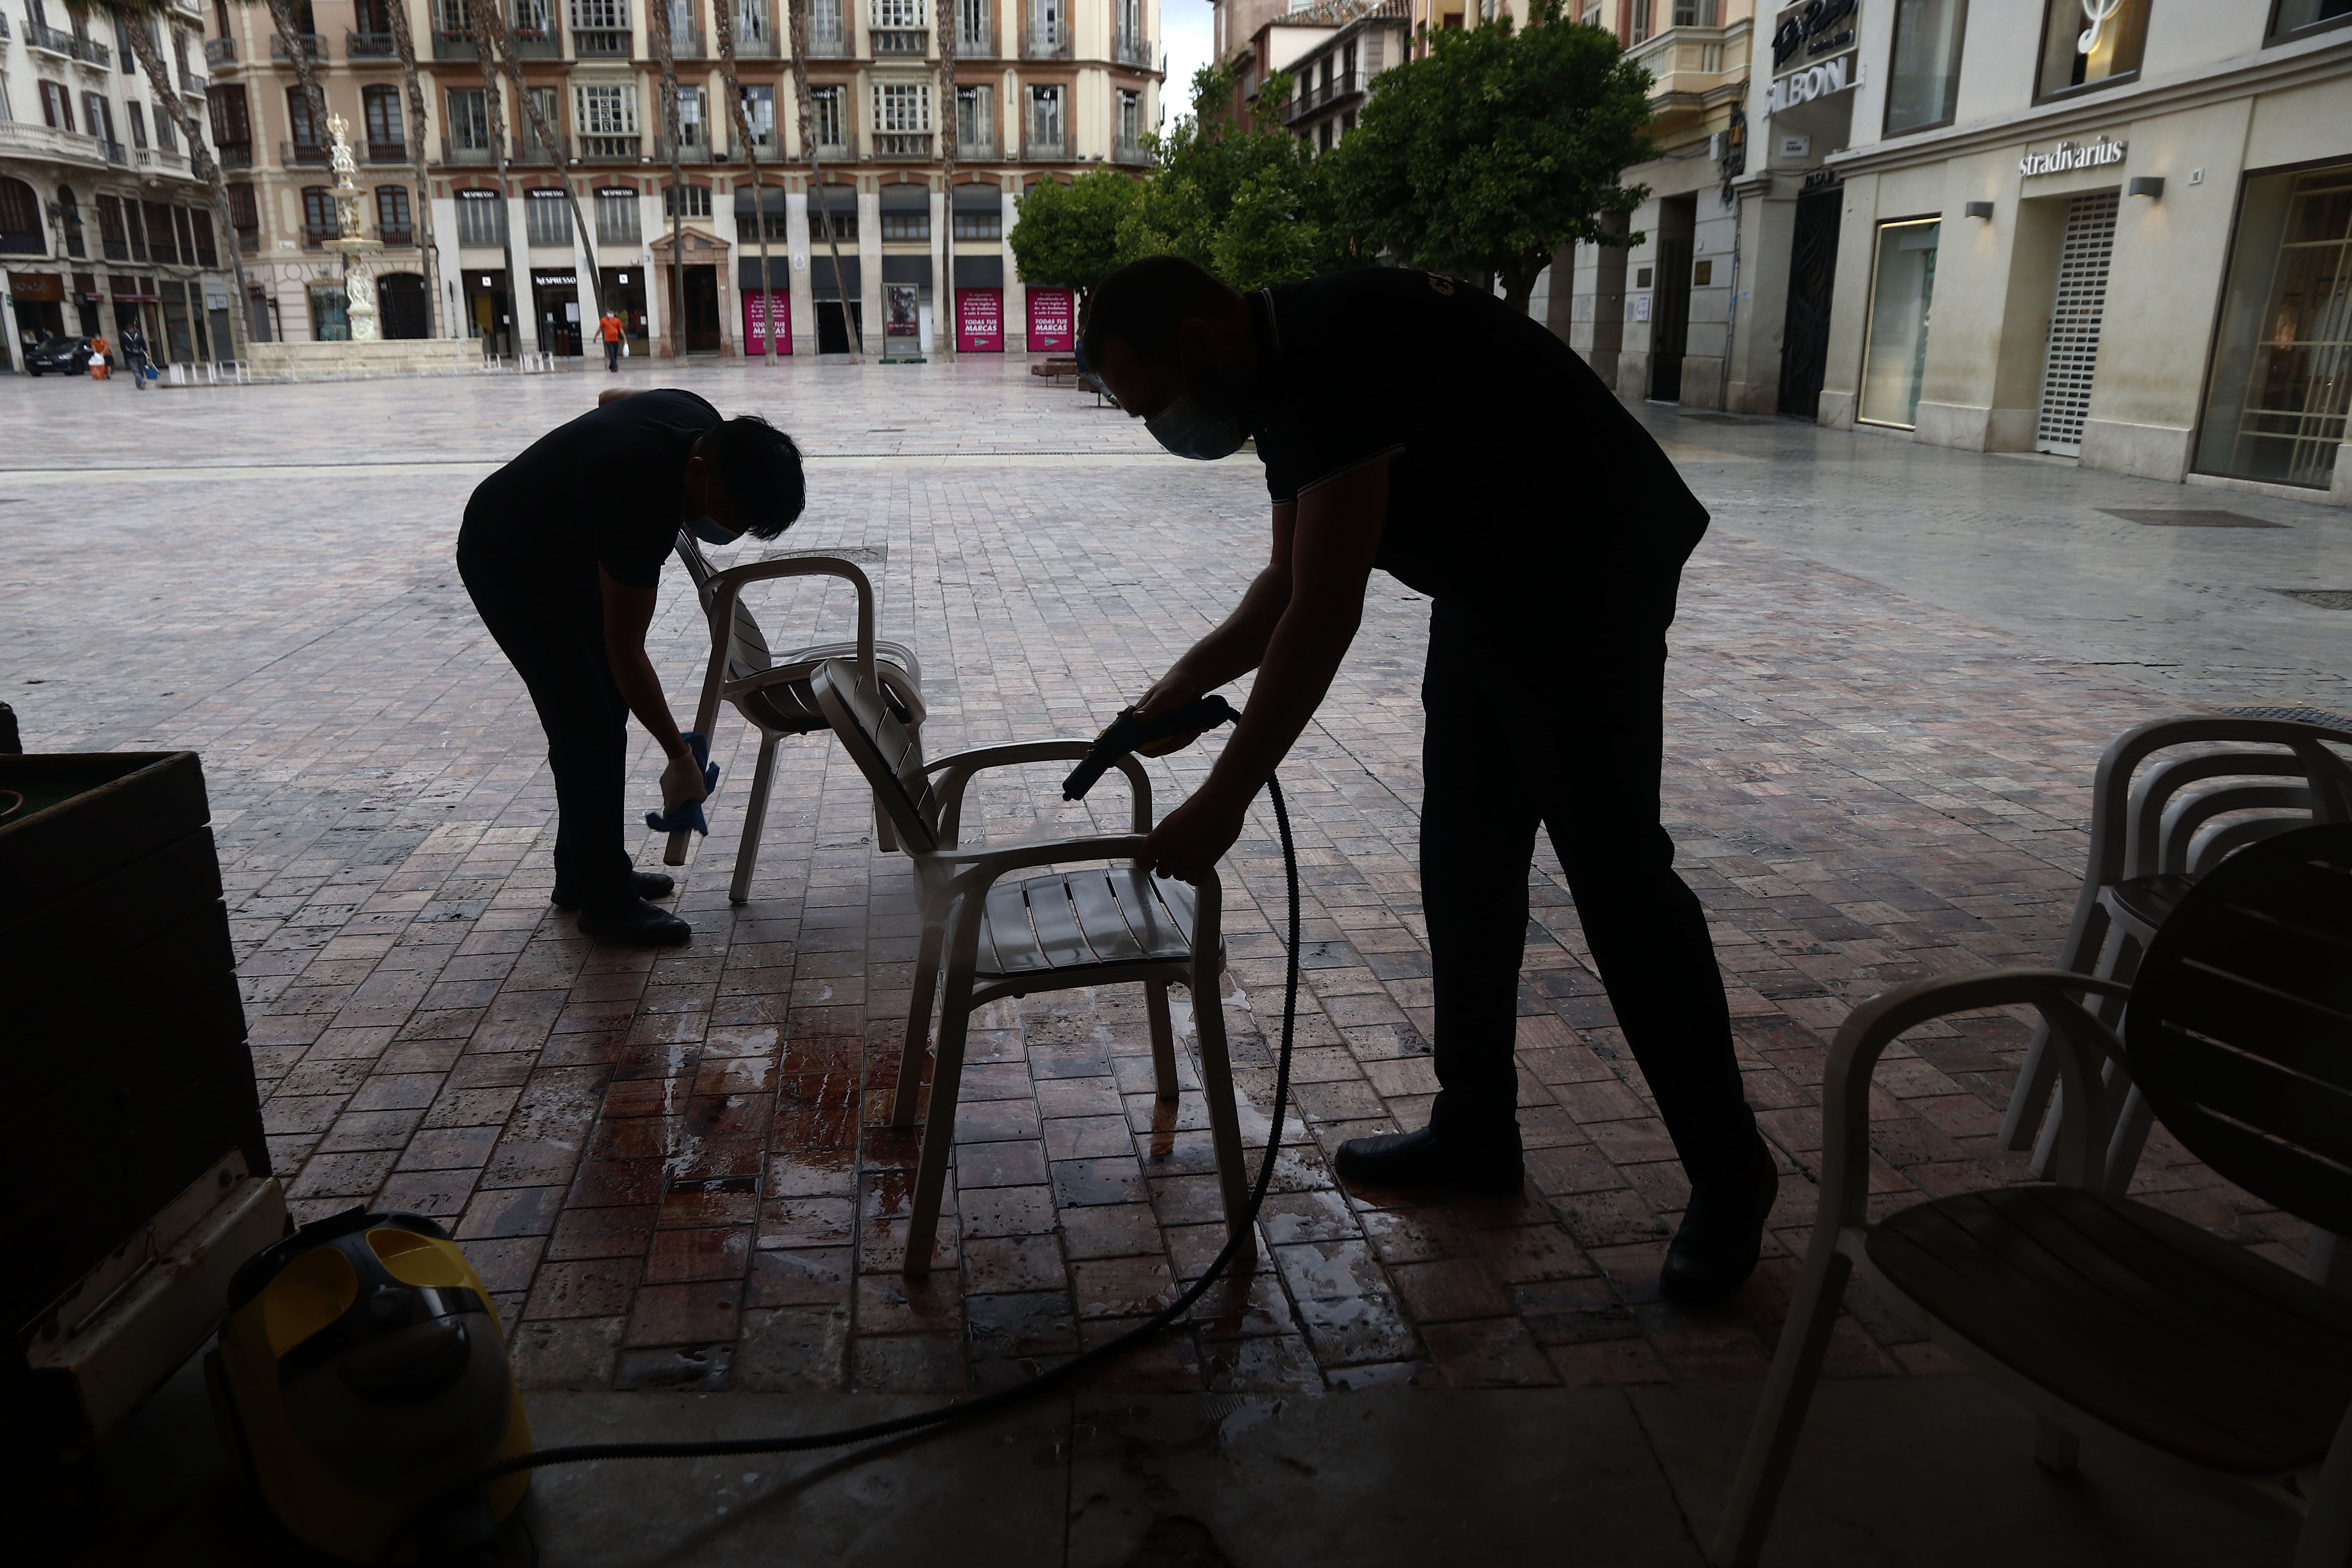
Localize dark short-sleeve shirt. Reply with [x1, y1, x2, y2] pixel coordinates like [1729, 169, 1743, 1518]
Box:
[1250, 269, 1710, 603]
[459, 388, 722, 589]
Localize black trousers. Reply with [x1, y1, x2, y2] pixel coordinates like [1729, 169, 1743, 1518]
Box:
[457, 541, 636, 912]
[1419, 586, 1762, 1189]
[605, 339, 621, 370]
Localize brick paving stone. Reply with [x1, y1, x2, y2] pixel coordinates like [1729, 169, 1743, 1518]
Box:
[10, 360, 2347, 1398]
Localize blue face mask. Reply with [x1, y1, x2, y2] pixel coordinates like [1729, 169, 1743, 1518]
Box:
[685, 516, 742, 545]
[1145, 394, 1248, 461]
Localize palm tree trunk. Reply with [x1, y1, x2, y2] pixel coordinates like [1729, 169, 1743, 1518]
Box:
[466, 0, 526, 365]
[933, 0, 954, 361]
[649, 0, 689, 359]
[383, 0, 445, 337]
[713, 0, 775, 365]
[113, 11, 250, 361]
[260, 0, 329, 147]
[477, 0, 604, 327]
[788, 0, 858, 359]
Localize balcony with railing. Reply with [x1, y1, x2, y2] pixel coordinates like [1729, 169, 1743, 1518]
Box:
[379, 223, 415, 245]
[1022, 132, 1065, 158]
[99, 138, 129, 165]
[281, 139, 329, 166]
[216, 140, 253, 169]
[577, 133, 640, 161]
[434, 30, 479, 58]
[659, 22, 705, 55]
[301, 221, 336, 249]
[1285, 69, 1366, 122]
[203, 35, 234, 64]
[270, 31, 327, 61]
[1020, 27, 1069, 59]
[347, 29, 397, 57]
[1110, 136, 1150, 165]
[1112, 30, 1150, 68]
[29, 23, 112, 66]
[179, 60, 209, 91]
[956, 22, 995, 56]
[365, 139, 409, 164]
[873, 131, 931, 158]
[572, 27, 630, 54]
[441, 137, 497, 164]
[652, 132, 715, 161]
[871, 25, 926, 54]
[732, 29, 781, 55]
[510, 25, 563, 56]
[953, 132, 998, 160]
[135, 146, 194, 174]
[236, 225, 259, 254]
[1625, 16, 1748, 120]
[805, 20, 849, 56]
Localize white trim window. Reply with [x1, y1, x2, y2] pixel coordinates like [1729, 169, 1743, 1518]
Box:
[575, 83, 639, 136]
[1027, 83, 1063, 150]
[873, 0, 924, 25]
[570, 0, 628, 27]
[809, 84, 846, 150]
[874, 82, 932, 132]
[734, 0, 766, 43]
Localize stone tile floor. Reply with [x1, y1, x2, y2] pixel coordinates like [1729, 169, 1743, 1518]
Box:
[6, 358, 2350, 1405]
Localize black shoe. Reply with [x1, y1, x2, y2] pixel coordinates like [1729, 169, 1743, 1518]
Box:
[552, 869, 676, 911]
[576, 897, 691, 946]
[1332, 1125, 1524, 1195]
[1658, 1158, 1779, 1306]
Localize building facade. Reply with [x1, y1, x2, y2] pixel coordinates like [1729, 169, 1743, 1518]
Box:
[1724, 0, 2352, 507]
[199, 0, 1159, 357]
[2, 0, 237, 373]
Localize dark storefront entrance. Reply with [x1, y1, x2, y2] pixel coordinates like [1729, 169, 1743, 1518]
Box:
[1647, 194, 1695, 403]
[1778, 177, 1842, 418]
[11, 271, 66, 359]
[679, 264, 720, 354]
[599, 267, 648, 347]
[533, 269, 581, 356]
[378, 273, 428, 339]
[815, 301, 863, 355]
[464, 269, 512, 356]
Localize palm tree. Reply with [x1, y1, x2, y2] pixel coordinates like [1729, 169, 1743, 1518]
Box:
[379, 0, 445, 337]
[712, 0, 775, 364]
[465, 0, 527, 361]
[932, 0, 953, 361]
[472, 0, 605, 330]
[788, 0, 858, 358]
[647, 0, 688, 358]
[71, 0, 253, 360]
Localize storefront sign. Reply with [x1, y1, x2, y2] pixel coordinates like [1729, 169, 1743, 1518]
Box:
[530, 270, 576, 287]
[10, 271, 65, 302]
[1770, 0, 1857, 72]
[2019, 135, 2127, 178]
[956, 287, 1002, 353]
[1764, 51, 1861, 117]
[1027, 286, 1074, 351]
[741, 288, 792, 353]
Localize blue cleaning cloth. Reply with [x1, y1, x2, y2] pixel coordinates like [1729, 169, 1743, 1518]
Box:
[645, 731, 720, 838]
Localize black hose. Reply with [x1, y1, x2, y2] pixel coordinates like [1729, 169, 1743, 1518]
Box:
[390, 774, 1302, 1561]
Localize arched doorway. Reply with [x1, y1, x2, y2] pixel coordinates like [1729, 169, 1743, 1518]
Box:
[377, 272, 428, 339]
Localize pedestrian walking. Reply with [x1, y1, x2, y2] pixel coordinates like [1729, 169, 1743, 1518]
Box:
[1082, 256, 1776, 1304]
[599, 309, 624, 372]
[121, 323, 150, 390]
[87, 332, 110, 381]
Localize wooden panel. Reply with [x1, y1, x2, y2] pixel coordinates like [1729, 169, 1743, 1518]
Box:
[0, 752, 209, 925]
[0, 830, 225, 993]
[8, 903, 240, 1061]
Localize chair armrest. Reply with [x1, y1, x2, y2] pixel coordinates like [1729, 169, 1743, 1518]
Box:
[1819, 969, 2132, 1233]
[925, 741, 1154, 844]
[692, 555, 879, 738]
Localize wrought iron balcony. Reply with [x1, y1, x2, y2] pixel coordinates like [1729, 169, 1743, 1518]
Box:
[433, 30, 479, 59]
[346, 29, 397, 57]
[871, 26, 926, 54]
[514, 133, 568, 164]
[510, 26, 562, 56]
[1112, 31, 1151, 68]
[874, 131, 932, 158]
[956, 23, 995, 55]
[1020, 28, 1068, 59]
[953, 133, 998, 160]
[1109, 136, 1150, 165]
[301, 221, 336, 249]
[1022, 134, 1065, 158]
[577, 134, 641, 161]
[731, 31, 781, 54]
[659, 22, 705, 56]
[100, 138, 129, 165]
[805, 25, 849, 55]
[379, 224, 416, 245]
[270, 31, 327, 61]
[365, 140, 409, 164]
[216, 140, 253, 169]
[281, 139, 330, 166]
[203, 36, 234, 64]
[810, 140, 850, 161]
[441, 138, 498, 164]
[572, 27, 630, 54]
[1285, 70, 1366, 121]
[179, 63, 209, 92]
[29, 23, 111, 66]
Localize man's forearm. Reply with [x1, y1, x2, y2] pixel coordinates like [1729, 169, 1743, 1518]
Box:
[1173, 564, 1292, 691]
[610, 650, 689, 758]
[1201, 600, 1358, 803]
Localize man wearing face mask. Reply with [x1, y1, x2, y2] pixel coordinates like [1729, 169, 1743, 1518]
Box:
[1080, 256, 1774, 1305]
[457, 388, 806, 945]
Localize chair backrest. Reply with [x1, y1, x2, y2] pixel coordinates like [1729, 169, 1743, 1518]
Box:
[2085, 716, 2352, 891]
[2127, 823, 2352, 1234]
[809, 659, 939, 853]
[674, 530, 773, 680]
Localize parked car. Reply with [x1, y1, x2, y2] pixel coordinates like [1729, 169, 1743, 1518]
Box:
[24, 335, 94, 376]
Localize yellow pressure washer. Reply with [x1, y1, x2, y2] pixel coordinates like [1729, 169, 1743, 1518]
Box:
[205, 1209, 532, 1564]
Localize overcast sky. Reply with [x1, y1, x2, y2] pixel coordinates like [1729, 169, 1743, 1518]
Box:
[1162, 0, 1214, 127]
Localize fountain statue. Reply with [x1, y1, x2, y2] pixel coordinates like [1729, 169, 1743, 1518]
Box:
[322, 112, 381, 343]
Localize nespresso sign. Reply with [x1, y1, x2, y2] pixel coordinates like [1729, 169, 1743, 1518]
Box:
[2020, 135, 2127, 178]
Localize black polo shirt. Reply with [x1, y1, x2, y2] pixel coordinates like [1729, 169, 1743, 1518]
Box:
[459, 388, 722, 590]
[1250, 269, 1709, 603]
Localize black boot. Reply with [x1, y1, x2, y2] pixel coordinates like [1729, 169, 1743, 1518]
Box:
[577, 897, 691, 946]
[1658, 1152, 1778, 1306]
[553, 869, 676, 911]
[1332, 1124, 1524, 1195]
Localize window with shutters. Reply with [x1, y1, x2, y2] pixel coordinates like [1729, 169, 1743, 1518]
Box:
[455, 187, 506, 245]
[363, 84, 405, 156]
[376, 184, 412, 242]
[955, 83, 992, 154]
[287, 86, 319, 152]
[676, 85, 706, 147]
[735, 0, 766, 43]
[98, 195, 131, 261]
[525, 187, 571, 244]
[739, 84, 775, 145]
[301, 186, 336, 247]
[41, 81, 76, 134]
[228, 183, 259, 232]
[595, 187, 641, 243]
[809, 84, 845, 151]
[809, 0, 844, 47]
[207, 84, 249, 148]
[127, 102, 150, 149]
[449, 88, 493, 149]
[1026, 83, 1062, 151]
[663, 183, 711, 218]
[190, 206, 218, 265]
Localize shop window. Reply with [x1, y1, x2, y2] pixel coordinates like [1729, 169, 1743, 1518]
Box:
[1884, 0, 1965, 136]
[310, 285, 350, 342]
[880, 210, 929, 240]
[1858, 217, 1939, 429]
[595, 187, 641, 244]
[525, 188, 572, 245]
[455, 187, 506, 245]
[2267, 0, 2352, 44]
[2194, 162, 2352, 489]
[2036, 0, 2147, 99]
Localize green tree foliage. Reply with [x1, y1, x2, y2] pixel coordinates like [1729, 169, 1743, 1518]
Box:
[1006, 167, 1141, 300]
[1326, 2, 1654, 311]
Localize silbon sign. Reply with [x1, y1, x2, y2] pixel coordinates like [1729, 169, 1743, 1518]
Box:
[1764, 53, 1860, 118]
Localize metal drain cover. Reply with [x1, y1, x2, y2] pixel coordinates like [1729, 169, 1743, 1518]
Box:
[2099, 508, 2287, 528]
[2269, 589, 2352, 610]
[2218, 705, 2352, 731]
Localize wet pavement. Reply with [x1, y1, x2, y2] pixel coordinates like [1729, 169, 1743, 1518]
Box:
[6, 356, 2347, 1563]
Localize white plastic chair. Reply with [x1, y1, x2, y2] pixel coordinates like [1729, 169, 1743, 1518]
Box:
[807, 658, 1252, 1279]
[1999, 715, 2352, 1192]
[675, 532, 926, 901]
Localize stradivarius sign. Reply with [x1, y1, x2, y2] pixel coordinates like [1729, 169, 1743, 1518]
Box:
[2020, 135, 2127, 178]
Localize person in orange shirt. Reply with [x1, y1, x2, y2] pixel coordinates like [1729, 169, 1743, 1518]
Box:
[87, 331, 110, 381]
[598, 309, 623, 372]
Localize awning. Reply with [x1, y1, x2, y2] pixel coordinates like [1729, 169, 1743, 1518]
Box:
[878, 184, 929, 214]
[951, 183, 1002, 212]
[806, 255, 860, 297]
[881, 254, 930, 286]
[737, 256, 790, 291]
[946, 254, 1003, 288]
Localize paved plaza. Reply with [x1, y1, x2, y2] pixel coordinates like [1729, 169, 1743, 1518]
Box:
[7, 358, 2349, 1564]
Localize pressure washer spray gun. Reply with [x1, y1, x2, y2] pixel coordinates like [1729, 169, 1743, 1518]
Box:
[1062, 694, 1243, 801]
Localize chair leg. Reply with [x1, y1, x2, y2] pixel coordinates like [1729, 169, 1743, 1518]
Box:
[1708, 1245, 1853, 1568]
[2294, 1401, 2352, 1568]
[2101, 1084, 2156, 1197]
[903, 929, 978, 1279]
[2033, 1417, 2080, 1474]
[1999, 908, 2113, 1152]
[892, 914, 945, 1129]
[1189, 965, 1252, 1259]
[2031, 931, 2144, 1180]
[1145, 980, 1180, 1101]
[728, 733, 782, 906]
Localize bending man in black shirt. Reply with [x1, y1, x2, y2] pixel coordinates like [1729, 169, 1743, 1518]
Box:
[457, 389, 805, 946]
[1082, 257, 1774, 1304]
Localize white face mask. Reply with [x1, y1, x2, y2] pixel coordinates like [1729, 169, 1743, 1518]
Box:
[1145, 394, 1248, 461]
[684, 516, 741, 545]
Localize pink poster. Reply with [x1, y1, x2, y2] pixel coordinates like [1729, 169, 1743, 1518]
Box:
[956, 288, 1003, 353]
[740, 289, 792, 354]
[1027, 286, 1074, 352]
